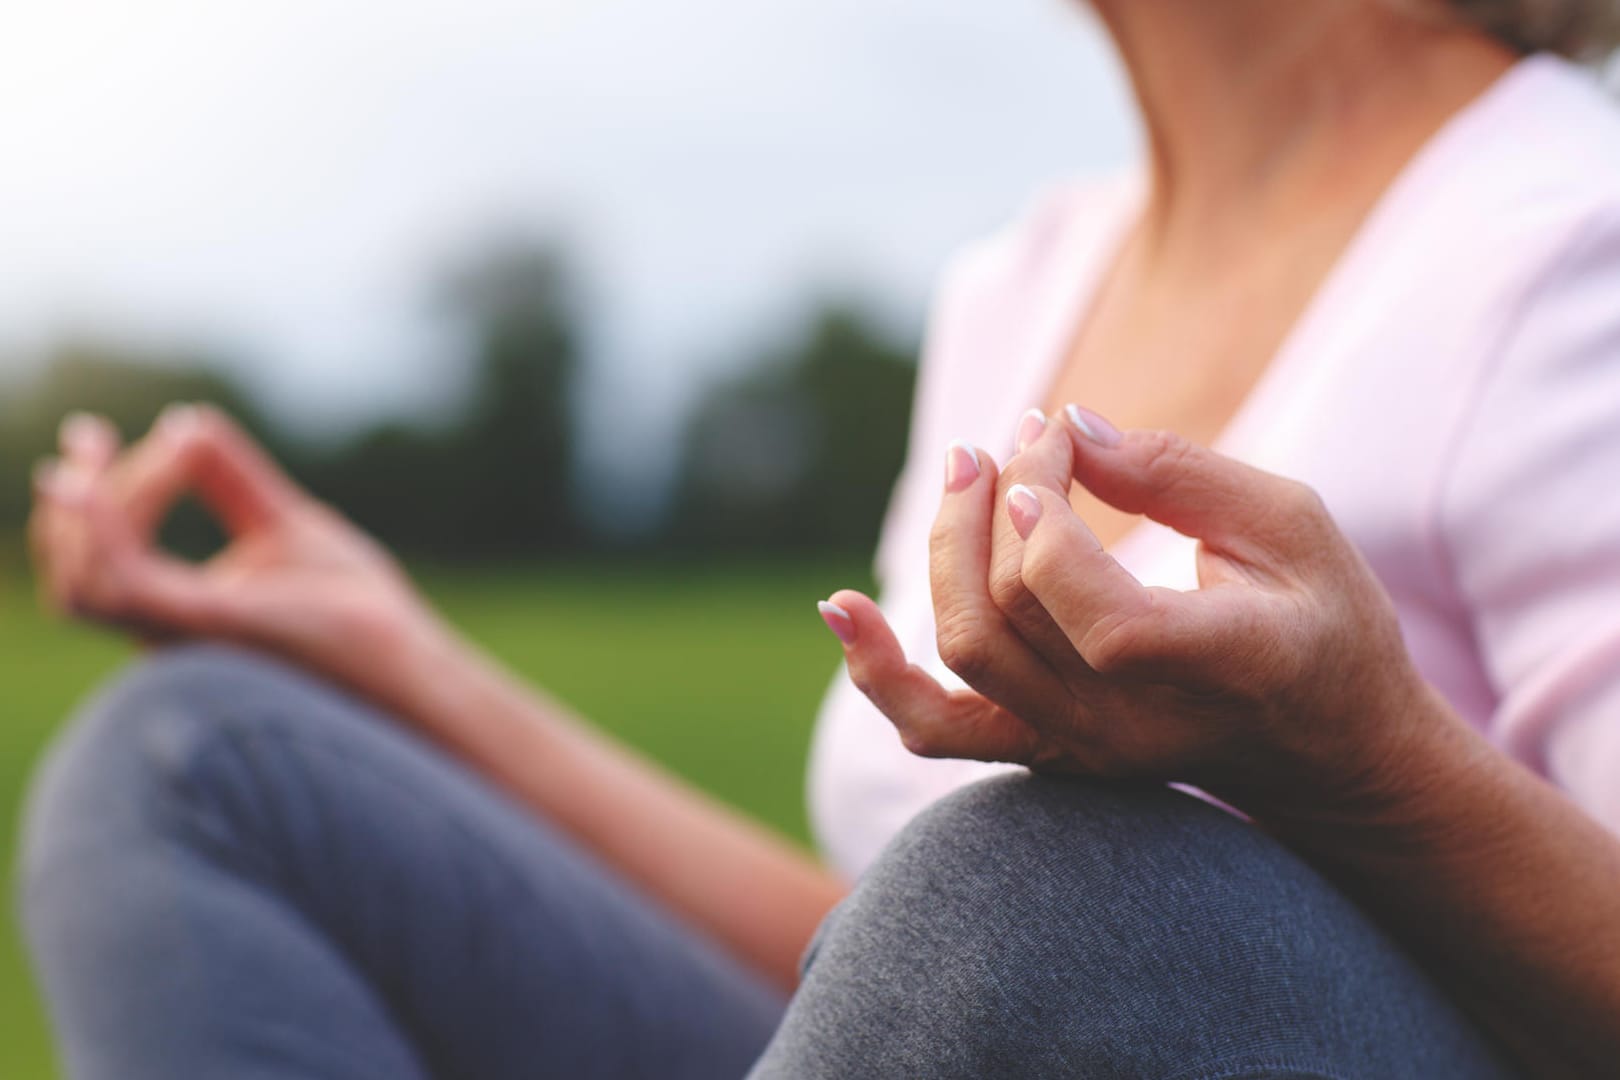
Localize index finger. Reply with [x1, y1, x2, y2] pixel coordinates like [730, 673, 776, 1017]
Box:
[114, 405, 302, 536]
[927, 438, 1075, 722]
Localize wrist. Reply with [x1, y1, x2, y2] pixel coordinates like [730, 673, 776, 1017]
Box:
[1227, 669, 1480, 846]
[380, 610, 575, 768]
[376, 612, 484, 728]
[1257, 684, 1494, 863]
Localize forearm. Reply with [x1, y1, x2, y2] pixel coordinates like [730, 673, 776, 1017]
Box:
[374, 618, 848, 992]
[1258, 693, 1620, 1077]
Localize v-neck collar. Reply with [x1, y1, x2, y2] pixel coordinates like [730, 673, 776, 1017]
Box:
[999, 53, 1555, 558]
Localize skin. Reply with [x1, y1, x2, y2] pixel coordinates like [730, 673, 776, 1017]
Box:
[1048, 0, 1513, 548]
[829, 410, 1620, 1077]
[26, 0, 1619, 1071]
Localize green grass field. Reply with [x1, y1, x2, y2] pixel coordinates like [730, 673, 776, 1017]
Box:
[0, 556, 870, 1078]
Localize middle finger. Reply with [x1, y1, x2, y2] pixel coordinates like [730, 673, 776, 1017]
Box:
[989, 410, 1109, 685]
[928, 436, 1071, 721]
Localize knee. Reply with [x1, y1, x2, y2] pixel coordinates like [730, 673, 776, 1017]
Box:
[856, 772, 1272, 926]
[794, 775, 1356, 1063]
[18, 644, 335, 894]
[775, 776, 1508, 1078]
[809, 773, 1272, 981]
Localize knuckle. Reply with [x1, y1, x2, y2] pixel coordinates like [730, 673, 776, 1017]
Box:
[898, 727, 939, 759]
[1079, 615, 1144, 676]
[990, 554, 1059, 638]
[1080, 636, 1128, 676]
[1138, 429, 1193, 482]
[985, 559, 1025, 616]
[1266, 480, 1333, 554]
[934, 613, 992, 684]
[1280, 479, 1326, 520]
[1020, 531, 1067, 594]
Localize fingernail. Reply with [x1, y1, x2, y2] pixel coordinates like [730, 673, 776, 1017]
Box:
[818, 601, 857, 646]
[1006, 484, 1042, 538]
[945, 440, 981, 493]
[1016, 408, 1047, 453]
[1064, 404, 1122, 447]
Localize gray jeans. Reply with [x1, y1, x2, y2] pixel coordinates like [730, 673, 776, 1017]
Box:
[18, 645, 1515, 1078]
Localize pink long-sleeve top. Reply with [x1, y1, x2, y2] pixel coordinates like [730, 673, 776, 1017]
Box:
[808, 54, 1620, 880]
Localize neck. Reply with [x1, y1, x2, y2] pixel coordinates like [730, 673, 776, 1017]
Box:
[1088, 0, 1517, 249]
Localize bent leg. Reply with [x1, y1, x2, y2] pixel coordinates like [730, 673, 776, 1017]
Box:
[750, 773, 1516, 1080]
[19, 644, 783, 1080]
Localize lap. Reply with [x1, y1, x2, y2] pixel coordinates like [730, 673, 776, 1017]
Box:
[20, 643, 784, 1079]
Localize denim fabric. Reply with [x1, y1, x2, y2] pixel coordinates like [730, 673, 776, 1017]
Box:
[748, 774, 1518, 1080]
[18, 645, 784, 1079]
[20, 646, 1517, 1078]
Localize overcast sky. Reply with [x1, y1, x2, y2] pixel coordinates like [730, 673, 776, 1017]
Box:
[0, 0, 1139, 494]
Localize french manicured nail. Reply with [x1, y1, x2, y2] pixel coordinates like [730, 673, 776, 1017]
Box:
[1016, 408, 1047, 453]
[818, 600, 857, 646]
[1006, 484, 1042, 538]
[945, 440, 981, 493]
[1064, 404, 1122, 447]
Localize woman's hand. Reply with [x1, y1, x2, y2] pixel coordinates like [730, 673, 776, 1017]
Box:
[822, 405, 1443, 816]
[29, 405, 447, 715]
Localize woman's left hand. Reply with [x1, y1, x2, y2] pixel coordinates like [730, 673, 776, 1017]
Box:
[822, 406, 1445, 816]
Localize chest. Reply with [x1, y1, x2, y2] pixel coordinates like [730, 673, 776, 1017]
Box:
[1037, 243, 1339, 550]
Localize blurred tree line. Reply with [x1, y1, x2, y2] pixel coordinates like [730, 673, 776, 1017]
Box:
[0, 240, 917, 563]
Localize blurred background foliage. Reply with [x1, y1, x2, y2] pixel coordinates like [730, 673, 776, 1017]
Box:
[0, 237, 917, 563]
[670, 304, 916, 553]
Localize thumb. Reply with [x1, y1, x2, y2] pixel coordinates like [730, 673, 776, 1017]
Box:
[1060, 407, 1331, 566]
[117, 404, 302, 536]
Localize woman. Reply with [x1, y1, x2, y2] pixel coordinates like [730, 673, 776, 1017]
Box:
[20, 1, 1620, 1076]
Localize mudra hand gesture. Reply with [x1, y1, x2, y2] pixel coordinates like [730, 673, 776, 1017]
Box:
[822, 406, 1439, 818]
[29, 406, 445, 721]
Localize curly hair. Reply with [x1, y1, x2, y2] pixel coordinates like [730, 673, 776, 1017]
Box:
[1446, 0, 1620, 58]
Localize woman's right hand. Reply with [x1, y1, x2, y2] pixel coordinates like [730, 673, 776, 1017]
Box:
[823, 409, 1437, 820]
[29, 404, 451, 714]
